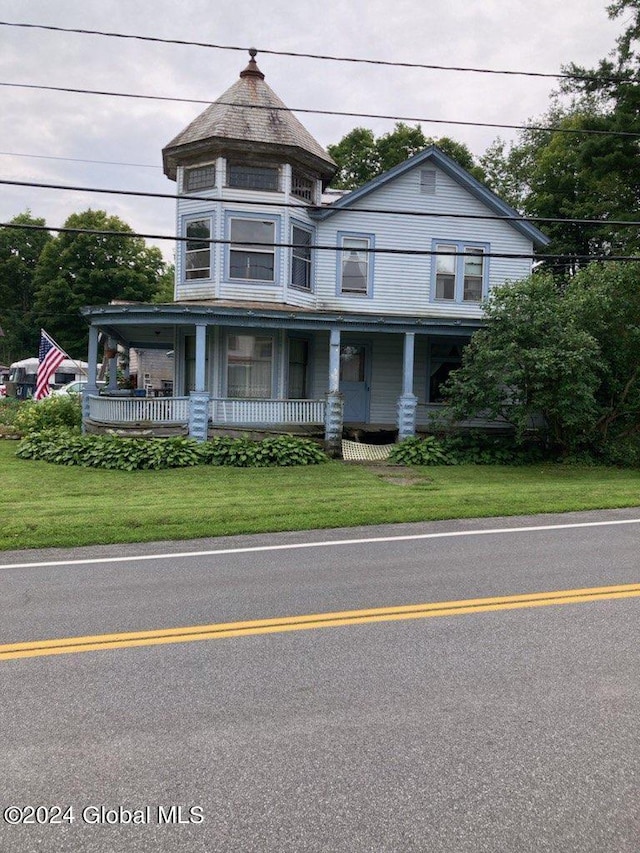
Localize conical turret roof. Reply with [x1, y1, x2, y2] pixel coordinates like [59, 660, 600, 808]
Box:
[163, 50, 336, 182]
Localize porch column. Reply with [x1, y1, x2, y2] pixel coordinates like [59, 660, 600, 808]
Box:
[397, 332, 418, 440]
[189, 323, 209, 442]
[324, 327, 343, 457]
[81, 325, 100, 432]
[107, 337, 118, 390]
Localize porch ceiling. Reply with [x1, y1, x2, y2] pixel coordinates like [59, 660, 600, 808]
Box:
[80, 301, 483, 348]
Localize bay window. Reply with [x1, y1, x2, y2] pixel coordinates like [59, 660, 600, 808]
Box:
[291, 224, 313, 290]
[229, 217, 276, 281]
[184, 218, 212, 280]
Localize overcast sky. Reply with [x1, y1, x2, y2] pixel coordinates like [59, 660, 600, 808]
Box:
[0, 0, 622, 262]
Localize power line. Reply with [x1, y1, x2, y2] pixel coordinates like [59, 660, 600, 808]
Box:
[0, 150, 159, 169]
[2, 177, 639, 229]
[3, 81, 638, 140]
[0, 21, 626, 84]
[2, 221, 639, 264]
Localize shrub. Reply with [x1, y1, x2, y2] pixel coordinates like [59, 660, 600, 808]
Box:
[16, 431, 328, 470]
[199, 435, 328, 467]
[440, 432, 545, 465]
[13, 396, 82, 435]
[598, 436, 640, 469]
[388, 436, 451, 466]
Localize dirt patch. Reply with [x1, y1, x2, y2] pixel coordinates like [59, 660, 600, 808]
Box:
[347, 462, 432, 486]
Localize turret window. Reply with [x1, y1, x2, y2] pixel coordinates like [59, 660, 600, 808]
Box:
[184, 218, 212, 280]
[183, 165, 216, 193]
[228, 164, 279, 192]
[229, 217, 276, 281]
[291, 170, 315, 203]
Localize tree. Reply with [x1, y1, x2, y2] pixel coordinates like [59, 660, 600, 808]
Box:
[442, 263, 640, 455]
[479, 2, 640, 271]
[442, 273, 601, 452]
[33, 210, 167, 355]
[0, 212, 52, 362]
[328, 123, 485, 189]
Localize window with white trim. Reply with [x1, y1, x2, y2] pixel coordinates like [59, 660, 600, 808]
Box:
[291, 170, 316, 203]
[228, 163, 279, 191]
[340, 236, 371, 295]
[184, 218, 211, 280]
[433, 242, 487, 303]
[291, 224, 313, 290]
[183, 165, 216, 193]
[229, 218, 275, 281]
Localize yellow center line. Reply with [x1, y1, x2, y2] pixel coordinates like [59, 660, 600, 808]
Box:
[2, 583, 639, 661]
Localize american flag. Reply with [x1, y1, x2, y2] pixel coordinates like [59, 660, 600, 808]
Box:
[35, 329, 67, 401]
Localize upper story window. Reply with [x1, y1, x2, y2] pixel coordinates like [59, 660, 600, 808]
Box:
[184, 218, 212, 280]
[291, 224, 313, 291]
[229, 217, 275, 282]
[291, 170, 316, 203]
[183, 165, 216, 193]
[433, 242, 488, 303]
[340, 234, 373, 296]
[228, 163, 280, 192]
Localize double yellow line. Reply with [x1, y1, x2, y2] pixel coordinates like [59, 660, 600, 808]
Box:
[2, 583, 639, 662]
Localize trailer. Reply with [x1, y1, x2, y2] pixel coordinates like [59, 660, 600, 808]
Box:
[5, 357, 91, 399]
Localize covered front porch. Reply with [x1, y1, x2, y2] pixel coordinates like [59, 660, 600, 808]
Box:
[80, 302, 483, 452]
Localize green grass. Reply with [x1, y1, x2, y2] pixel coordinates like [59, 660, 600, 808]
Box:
[1, 441, 639, 552]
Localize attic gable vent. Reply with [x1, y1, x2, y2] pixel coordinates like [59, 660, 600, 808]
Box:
[420, 168, 436, 195]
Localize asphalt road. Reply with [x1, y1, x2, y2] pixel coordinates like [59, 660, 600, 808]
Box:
[1, 508, 639, 852]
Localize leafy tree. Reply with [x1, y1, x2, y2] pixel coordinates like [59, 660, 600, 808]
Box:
[442, 263, 640, 455]
[328, 123, 485, 189]
[442, 273, 601, 452]
[150, 264, 175, 303]
[0, 212, 52, 361]
[480, 2, 640, 271]
[33, 210, 167, 355]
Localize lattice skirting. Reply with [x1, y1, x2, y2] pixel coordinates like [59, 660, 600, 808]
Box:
[341, 440, 393, 462]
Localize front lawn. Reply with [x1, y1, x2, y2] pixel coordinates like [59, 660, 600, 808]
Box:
[1, 441, 638, 551]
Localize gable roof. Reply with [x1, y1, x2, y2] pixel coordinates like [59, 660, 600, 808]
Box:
[163, 51, 336, 182]
[310, 146, 550, 248]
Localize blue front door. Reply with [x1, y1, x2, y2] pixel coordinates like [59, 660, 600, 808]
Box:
[340, 344, 369, 422]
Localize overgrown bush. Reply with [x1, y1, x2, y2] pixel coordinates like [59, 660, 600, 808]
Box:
[0, 398, 23, 435]
[199, 435, 328, 467]
[440, 432, 545, 465]
[16, 430, 328, 470]
[598, 436, 640, 469]
[13, 396, 82, 435]
[388, 436, 452, 466]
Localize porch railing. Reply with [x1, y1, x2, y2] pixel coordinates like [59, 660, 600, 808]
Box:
[87, 395, 325, 426]
[210, 398, 325, 425]
[88, 395, 190, 424]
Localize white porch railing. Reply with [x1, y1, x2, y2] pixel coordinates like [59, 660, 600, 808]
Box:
[88, 395, 190, 424]
[210, 398, 325, 425]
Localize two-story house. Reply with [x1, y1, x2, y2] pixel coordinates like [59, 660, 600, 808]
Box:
[81, 51, 549, 452]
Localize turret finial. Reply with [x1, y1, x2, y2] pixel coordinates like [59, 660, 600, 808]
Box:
[240, 48, 264, 79]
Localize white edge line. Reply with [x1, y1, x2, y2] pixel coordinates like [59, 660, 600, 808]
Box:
[1, 517, 639, 571]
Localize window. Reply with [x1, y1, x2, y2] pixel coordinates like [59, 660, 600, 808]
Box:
[432, 242, 487, 303]
[185, 219, 211, 280]
[228, 164, 279, 191]
[428, 341, 465, 402]
[183, 165, 216, 192]
[288, 338, 309, 398]
[291, 170, 315, 203]
[227, 334, 273, 398]
[229, 218, 275, 281]
[340, 236, 371, 295]
[291, 225, 312, 290]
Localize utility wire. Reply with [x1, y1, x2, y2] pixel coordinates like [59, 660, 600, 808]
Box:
[0, 150, 159, 169]
[2, 221, 639, 264]
[0, 21, 627, 84]
[2, 177, 639, 229]
[2, 81, 638, 139]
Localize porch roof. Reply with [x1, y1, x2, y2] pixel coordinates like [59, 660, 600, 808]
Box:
[80, 301, 484, 350]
